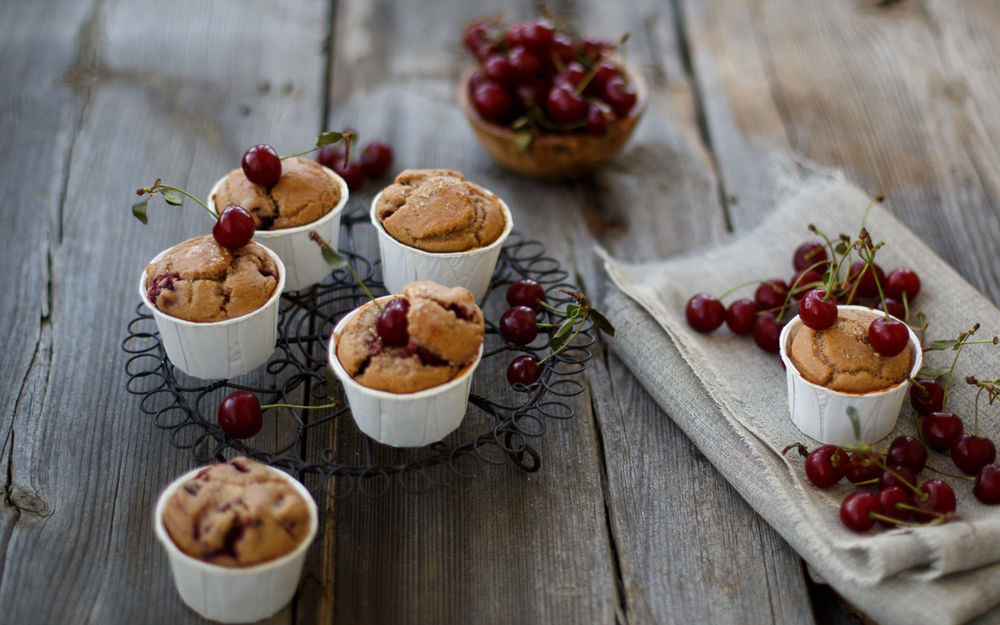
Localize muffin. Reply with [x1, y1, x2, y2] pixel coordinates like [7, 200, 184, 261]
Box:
[211, 156, 342, 230]
[161, 457, 311, 568]
[154, 459, 318, 622]
[374, 169, 507, 252]
[336, 281, 484, 393]
[789, 307, 913, 393]
[144, 235, 279, 323]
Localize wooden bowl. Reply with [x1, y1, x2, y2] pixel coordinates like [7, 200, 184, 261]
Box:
[458, 62, 647, 181]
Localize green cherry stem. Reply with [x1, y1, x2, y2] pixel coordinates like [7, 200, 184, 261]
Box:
[309, 230, 382, 313]
[261, 401, 337, 411]
[537, 310, 587, 366]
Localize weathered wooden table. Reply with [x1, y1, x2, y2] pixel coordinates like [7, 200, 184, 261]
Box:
[4, 1, 999, 623]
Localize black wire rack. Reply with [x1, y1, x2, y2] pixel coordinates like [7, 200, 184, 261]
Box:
[123, 201, 594, 497]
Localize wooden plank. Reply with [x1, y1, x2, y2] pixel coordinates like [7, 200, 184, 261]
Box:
[0, 0, 329, 622]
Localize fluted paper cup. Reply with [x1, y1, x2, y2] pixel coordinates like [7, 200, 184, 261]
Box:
[154, 464, 318, 623]
[328, 296, 483, 447]
[778, 305, 923, 445]
[139, 243, 285, 380]
[208, 167, 349, 292]
[370, 190, 513, 301]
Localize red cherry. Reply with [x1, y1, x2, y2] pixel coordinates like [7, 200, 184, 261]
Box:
[507, 45, 542, 82]
[921, 412, 964, 452]
[586, 60, 621, 96]
[499, 306, 539, 345]
[877, 486, 913, 528]
[804, 445, 843, 489]
[913, 479, 956, 522]
[974, 464, 1000, 504]
[790, 268, 823, 299]
[725, 299, 757, 335]
[576, 36, 612, 62]
[506, 279, 546, 313]
[584, 102, 612, 136]
[685, 294, 725, 333]
[507, 354, 541, 386]
[847, 261, 885, 298]
[551, 33, 575, 65]
[951, 434, 997, 475]
[218, 390, 263, 439]
[843, 450, 883, 485]
[360, 141, 394, 179]
[752, 313, 783, 353]
[754, 279, 790, 311]
[792, 241, 829, 272]
[471, 80, 514, 123]
[241, 144, 282, 186]
[602, 75, 637, 118]
[376, 298, 410, 347]
[518, 19, 555, 53]
[317, 144, 346, 170]
[463, 22, 495, 56]
[553, 61, 587, 89]
[886, 435, 927, 474]
[876, 298, 906, 320]
[330, 158, 366, 191]
[546, 83, 587, 125]
[885, 268, 921, 302]
[799, 290, 838, 330]
[878, 465, 917, 492]
[483, 53, 512, 84]
[840, 491, 879, 533]
[867, 317, 909, 357]
[910, 379, 944, 415]
[212, 205, 256, 249]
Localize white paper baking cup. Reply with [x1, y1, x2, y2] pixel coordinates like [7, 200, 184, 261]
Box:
[327, 296, 484, 447]
[370, 189, 513, 301]
[139, 243, 285, 380]
[208, 166, 349, 292]
[778, 305, 923, 445]
[154, 464, 318, 623]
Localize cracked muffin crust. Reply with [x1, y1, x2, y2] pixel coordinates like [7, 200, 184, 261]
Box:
[144, 235, 278, 322]
[211, 156, 341, 230]
[162, 457, 311, 568]
[789, 307, 913, 393]
[336, 281, 484, 393]
[374, 169, 506, 252]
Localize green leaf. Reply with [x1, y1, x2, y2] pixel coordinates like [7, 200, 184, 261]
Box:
[549, 318, 576, 350]
[315, 131, 345, 147]
[835, 242, 848, 255]
[131, 199, 149, 225]
[926, 339, 956, 351]
[309, 231, 348, 269]
[513, 131, 533, 154]
[565, 304, 580, 317]
[846, 406, 861, 442]
[161, 188, 183, 206]
[589, 309, 615, 337]
[917, 365, 950, 380]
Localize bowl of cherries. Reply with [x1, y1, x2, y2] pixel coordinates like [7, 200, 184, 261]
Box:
[459, 16, 647, 180]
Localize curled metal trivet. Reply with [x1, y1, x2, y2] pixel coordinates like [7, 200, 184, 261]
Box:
[122, 202, 593, 497]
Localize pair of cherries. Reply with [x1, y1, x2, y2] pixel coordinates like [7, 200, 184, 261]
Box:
[208, 144, 281, 251]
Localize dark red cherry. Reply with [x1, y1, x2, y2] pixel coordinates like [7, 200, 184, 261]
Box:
[840, 491, 879, 533]
[868, 317, 909, 357]
[506, 279, 546, 313]
[376, 298, 410, 347]
[951, 434, 997, 475]
[463, 22, 494, 56]
[550, 33, 575, 64]
[499, 306, 538, 345]
[518, 19, 555, 53]
[507, 45, 542, 82]
[804, 445, 843, 489]
[752, 313, 783, 353]
[546, 83, 587, 125]
[218, 390, 263, 439]
[921, 412, 964, 452]
[360, 141, 394, 179]
[843, 450, 883, 485]
[725, 299, 757, 335]
[876, 298, 906, 320]
[913, 479, 956, 522]
[799, 289, 838, 330]
[848, 261, 886, 298]
[792, 241, 829, 272]
[330, 158, 366, 191]
[886, 435, 927, 473]
[910, 379, 944, 415]
[974, 464, 1000, 504]
[790, 268, 823, 299]
[754, 279, 790, 311]
[876, 486, 913, 528]
[685, 294, 725, 333]
[584, 102, 612, 136]
[602, 75, 637, 118]
[507, 354, 541, 386]
[885, 268, 921, 302]
[212, 205, 256, 249]
[878, 465, 917, 492]
[483, 53, 512, 84]
[242, 144, 282, 186]
[553, 61, 587, 89]
[471, 80, 514, 123]
[317, 144, 346, 170]
[586, 60, 621, 96]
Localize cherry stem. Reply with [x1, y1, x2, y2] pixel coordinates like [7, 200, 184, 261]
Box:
[537, 299, 570, 316]
[145, 182, 218, 220]
[924, 464, 976, 482]
[281, 146, 320, 160]
[537, 311, 587, 366]
[260, 402, 337, 411]
[887, 504, 952, 525]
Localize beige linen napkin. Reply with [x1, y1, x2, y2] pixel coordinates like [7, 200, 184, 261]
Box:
[601, 178, 1000, 625]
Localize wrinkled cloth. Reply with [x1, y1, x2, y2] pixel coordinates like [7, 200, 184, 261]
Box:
[600, 178, 1000, 625]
